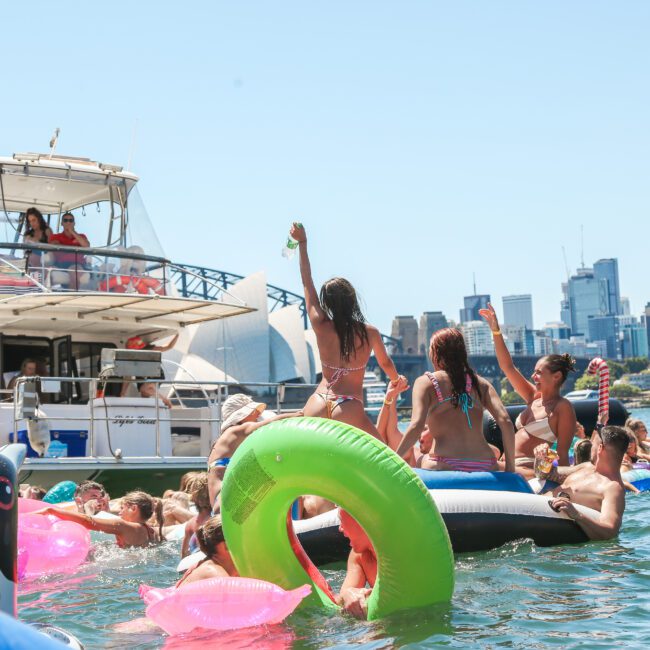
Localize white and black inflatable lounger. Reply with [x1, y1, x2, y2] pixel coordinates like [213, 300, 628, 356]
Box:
[295, 490, 595, 564]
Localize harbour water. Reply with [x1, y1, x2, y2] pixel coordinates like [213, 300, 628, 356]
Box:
[18, 409, 650, 649]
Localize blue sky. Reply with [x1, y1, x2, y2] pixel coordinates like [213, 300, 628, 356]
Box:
[3, 2, 649, 333]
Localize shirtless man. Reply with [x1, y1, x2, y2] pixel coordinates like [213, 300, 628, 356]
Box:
[337, 509, 377, 619]
[534, 425, 628, 541]
[207, 393, 302, 513]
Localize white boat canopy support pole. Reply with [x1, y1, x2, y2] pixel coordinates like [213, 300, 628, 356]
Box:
[0, 443, 27, 617]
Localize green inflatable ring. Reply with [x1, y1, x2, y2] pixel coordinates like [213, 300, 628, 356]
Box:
[221, 416, 454, 620]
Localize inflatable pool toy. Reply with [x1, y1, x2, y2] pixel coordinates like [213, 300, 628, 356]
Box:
[43, 481, 77, 504]
[139, 577, 311, 635]
[293, 488, 596, 563]
[623, 468, 650, 492]
[633, 461, 650, 471]
[587, 357, 610, 424]
[0, 613, 78, 649]
[18, 498, 90, 579]
[415, 468, 532, 492]
[221, 417, 454, 620]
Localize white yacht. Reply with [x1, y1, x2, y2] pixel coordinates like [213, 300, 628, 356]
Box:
[0, 151, 259, 494]
[363, 370, 388, 415]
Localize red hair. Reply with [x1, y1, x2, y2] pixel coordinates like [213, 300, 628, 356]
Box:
[429, 328, 482, 406]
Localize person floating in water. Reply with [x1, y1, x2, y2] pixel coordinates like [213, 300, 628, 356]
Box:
[535, 425, 628, 540]
[207, 393, 302, 513]
[38, 490, 163, 548]
[396, 328, 515, 472]
[289, 223, 404, 438]
[336, 510, 376, 619]
[480, 303, 577, 476]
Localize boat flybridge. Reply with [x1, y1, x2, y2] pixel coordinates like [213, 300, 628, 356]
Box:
[0, 151, 259, 493]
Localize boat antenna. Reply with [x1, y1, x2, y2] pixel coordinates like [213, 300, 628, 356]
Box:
[580, 224, 585, 269]
[48, 128, 60, 158]
[561, 246, 571, 281]
[127, 119, 138, 171]
[472, 272, 477, 295]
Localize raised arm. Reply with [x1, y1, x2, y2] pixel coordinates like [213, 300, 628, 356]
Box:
[479, 378, 516, 472]
[376, 377, 414, 463]
[367, 326, 399, 383]
[39, 507, 129, 536]
[479, 303, 536, 403]
[291, 224, 327, 328]
[395, 376, 431, 458]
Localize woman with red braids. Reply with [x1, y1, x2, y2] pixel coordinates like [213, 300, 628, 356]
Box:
[396, 328, 515, 472]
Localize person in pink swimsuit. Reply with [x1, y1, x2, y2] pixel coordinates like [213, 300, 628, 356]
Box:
[289, 223, 404, 439]
[397, 328, 515, 472]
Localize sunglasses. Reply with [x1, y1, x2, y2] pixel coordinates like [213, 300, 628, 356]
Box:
[62, 217, 74, 223]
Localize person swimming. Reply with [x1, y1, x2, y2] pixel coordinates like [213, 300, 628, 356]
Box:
[176, 515, 238, 587]
[288, 223, 404, 438]
[38, 490, 163, 548]
[181, 473, 212, 558]
[626, 417, 650, 461]
[480, 303, 577, 476]
[396, 328, 515, 472]
[336, 509, 376, 619]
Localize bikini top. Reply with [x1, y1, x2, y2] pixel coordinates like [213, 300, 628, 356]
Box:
[424, 372, 474, 428]
[514, 412, 557, 444]
[321, 361, 365, 389]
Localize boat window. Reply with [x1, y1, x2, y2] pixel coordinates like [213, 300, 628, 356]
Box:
[57, 340, 116, 402]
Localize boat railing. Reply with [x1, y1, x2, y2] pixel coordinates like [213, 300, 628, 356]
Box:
[10, 375, 318, 460]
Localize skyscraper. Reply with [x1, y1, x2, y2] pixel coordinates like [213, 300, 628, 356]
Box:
[567, 268, 600, 337]
[588, 315, 619, 359]
[460, 294, 490, 324]
[502, 294, 533, 330]
[593, 258, 621, 316]
[391, 315, 419, 354]
[418, 311, 448, 353]
[645, 303, 650, 356]
[461, 321, 495, 356]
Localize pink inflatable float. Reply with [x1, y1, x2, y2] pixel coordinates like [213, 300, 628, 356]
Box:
[139, 577, 311, 635]
[17, 498, 91, 579]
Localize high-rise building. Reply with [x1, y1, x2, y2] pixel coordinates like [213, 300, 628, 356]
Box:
[502, 294, 533, 330]
[391, 315, 419, 354]
[593, 258, 621, 316]
[567, 268, 600, 337]
[502, 325, 528, 356]
[621, 297, 631, 316]
[560, 283, 571, 333]
[544, 322, 571, 340]
[620, 320, 649, 359]
[460, 294, 490, 324]
[418, 311, 448, 353]
[461, 321, 495, 356]
[645, 303, 650, 357]
[588, 315, 619, 359]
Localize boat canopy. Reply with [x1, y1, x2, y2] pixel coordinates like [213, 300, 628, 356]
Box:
[0, 291, 255, 338]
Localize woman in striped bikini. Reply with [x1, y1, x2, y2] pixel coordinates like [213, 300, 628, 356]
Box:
[396, 328, 516, 472]
[479, 303, 577, 477]
[289, 223, 403, 439]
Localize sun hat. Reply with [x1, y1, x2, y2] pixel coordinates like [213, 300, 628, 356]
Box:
[220, 394, 267, 433]
[126, 336, 147, 350]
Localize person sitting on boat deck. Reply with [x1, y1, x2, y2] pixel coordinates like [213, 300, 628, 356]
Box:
[38, 490, 163, 548]
[74, 480, 110, 515]
[626, 417, 650, 461]
[137, 381, 173, 408]
[176, 515, 238, 587]
[181, 473, 212, 558]
[535, 425, 628, 540]
[22, 207, 52, 269]
[396, 328, 516, 472]
[376, 375, 417, 465]
[288, 223, 405, 438]
[7, 358, 38, 391]
[480, 303, 577, 477]
[336, 509, 377, 619]
[47, 212, 90, 289]
[207, 394, 303, 514]
[119, 333, 179, 397]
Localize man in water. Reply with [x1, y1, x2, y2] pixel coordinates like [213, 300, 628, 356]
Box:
[337, 509, 377, 619]
[207, 394, 302, 513]
[74, 480, 110, 515]
[534, 425, 628, 540]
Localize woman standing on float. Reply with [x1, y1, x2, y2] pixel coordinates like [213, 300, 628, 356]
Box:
[290, 223, 403, 439]
[479, 303, 577, 475]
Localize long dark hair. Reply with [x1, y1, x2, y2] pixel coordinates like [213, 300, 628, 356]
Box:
[123, 490, 163, 540]
[24, 208, 49, 242]
[319, 277, 369, 361]
[430, 328, 483, 406]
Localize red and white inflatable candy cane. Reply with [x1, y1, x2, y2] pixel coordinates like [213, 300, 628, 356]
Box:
[587, 357, 609, 424]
